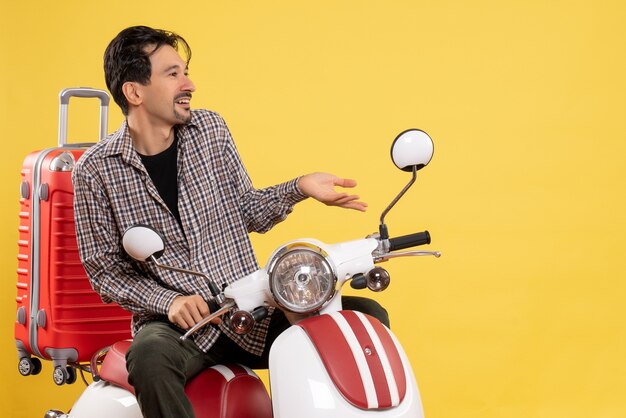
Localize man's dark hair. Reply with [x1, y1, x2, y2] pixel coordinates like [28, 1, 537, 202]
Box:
[104, 26, 192, 116]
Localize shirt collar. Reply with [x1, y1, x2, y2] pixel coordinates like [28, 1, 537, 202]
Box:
[101, 111, 200, 163]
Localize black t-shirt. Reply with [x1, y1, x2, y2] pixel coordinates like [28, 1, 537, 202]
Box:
[139, 138, 181, 225]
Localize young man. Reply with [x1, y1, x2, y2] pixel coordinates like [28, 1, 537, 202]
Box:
[73, 26, 388, 418]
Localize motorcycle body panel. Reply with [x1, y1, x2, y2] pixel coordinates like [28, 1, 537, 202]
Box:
[67, 380, 140, 418]
[67, 352, 272, 418]
[269, 314, 424, 418]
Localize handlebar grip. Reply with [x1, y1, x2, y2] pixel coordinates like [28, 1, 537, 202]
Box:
[388, 231, 431, 251]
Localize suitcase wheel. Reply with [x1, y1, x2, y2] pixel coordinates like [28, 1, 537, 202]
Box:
[18, 357, 42, 376]
[53, 365, 77, 386]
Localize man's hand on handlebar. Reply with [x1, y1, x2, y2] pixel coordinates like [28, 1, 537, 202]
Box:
[168, 295, 222, 329]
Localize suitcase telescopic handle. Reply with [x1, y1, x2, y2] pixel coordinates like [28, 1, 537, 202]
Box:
[58, 87, 110, 147]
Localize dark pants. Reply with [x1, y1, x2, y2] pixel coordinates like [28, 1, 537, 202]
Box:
[126, 296, 389, 418]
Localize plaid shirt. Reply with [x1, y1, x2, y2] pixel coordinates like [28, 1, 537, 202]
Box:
[73, 109, 307, 355]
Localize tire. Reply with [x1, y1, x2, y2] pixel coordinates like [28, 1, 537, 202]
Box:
[65, 366, 77, 385]
[31, 357, 42, 375]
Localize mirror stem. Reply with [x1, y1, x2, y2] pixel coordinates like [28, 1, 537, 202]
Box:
[379, 165, 418, 239]
[149, 255, 223, 301]
[149, 255, 210, 281]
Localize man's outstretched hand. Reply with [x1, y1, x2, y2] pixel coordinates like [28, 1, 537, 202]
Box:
[298, 172, 368, 212]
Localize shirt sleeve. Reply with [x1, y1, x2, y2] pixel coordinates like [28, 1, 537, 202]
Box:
[219, 119, 308, 234]
[72, 161, 182, 316]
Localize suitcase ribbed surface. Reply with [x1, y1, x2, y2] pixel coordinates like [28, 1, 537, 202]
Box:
[16, 149, 132, 363]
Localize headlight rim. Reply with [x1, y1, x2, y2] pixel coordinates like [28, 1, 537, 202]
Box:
[267, 243, 337, 314]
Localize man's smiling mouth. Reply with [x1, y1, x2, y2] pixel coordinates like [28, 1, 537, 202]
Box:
[175, 94, 192, 106]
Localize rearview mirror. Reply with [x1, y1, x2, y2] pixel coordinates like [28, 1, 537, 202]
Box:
[122, 225, 165, 261]
[379, 129, 435, 240]
[391, 129, 434, 172]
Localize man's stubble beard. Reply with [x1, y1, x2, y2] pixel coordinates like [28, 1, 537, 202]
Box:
[173, 106, 191, 124]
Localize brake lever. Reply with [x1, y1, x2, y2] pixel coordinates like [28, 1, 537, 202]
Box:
[375, 250, 441, 263]
[180, 300, 236, 342]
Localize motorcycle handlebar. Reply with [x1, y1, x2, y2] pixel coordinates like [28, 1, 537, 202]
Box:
[388, 231, 431, 251]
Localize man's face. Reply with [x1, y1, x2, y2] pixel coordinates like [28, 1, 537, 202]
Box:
[139, 44, 196, 125]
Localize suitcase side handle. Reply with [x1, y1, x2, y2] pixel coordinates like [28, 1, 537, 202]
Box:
[58, 87, 110, 147]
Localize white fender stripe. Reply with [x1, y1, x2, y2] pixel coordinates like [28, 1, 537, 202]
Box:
[329, 311, 378, 408]
[210, 364, 235, 382]
[355, 311, 400, 406]
[239, 364, 259, 379]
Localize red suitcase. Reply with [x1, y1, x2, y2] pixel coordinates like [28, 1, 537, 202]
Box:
[15, 88, 132, 385]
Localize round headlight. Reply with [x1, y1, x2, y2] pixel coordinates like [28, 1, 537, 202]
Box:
[268, 246, 336, 314]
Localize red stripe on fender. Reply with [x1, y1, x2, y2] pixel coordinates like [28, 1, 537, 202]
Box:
[298, 314, 369, 409]
[368, 315, 407, 402]
[341, 311, 393, 408]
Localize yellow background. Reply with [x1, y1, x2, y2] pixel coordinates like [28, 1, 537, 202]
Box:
[1, 1, 625, 417]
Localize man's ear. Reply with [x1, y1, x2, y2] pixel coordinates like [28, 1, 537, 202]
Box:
[122, 82, 143, 107]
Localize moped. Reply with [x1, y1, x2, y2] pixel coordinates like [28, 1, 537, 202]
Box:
[46, 128, 440, 418]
